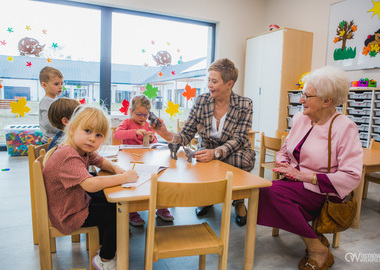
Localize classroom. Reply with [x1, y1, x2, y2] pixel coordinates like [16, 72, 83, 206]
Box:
[0, 0, 379, 269]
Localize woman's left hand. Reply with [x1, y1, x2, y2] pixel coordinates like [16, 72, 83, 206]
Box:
[273, 162, 304, 182]
[194, 149, 214, 163]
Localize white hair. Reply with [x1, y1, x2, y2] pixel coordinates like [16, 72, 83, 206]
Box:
[303, 66, 349, 107]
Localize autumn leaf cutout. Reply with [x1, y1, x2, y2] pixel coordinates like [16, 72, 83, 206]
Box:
[165, 100, 179, 117]
[182, 84, 196, 100]
[10, 97, 31, 117]
[79, 98, 86, 104]
[143, 83, 158, 100]
[119, 99, 130, 115]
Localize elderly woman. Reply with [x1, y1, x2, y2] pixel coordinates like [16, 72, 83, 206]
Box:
[153, 58, 255, 226]
[257, 66, 362, 269]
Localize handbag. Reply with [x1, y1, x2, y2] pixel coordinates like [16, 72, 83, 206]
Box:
[316, 114, 358, 234]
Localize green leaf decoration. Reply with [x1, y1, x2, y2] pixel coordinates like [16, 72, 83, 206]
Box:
[369, 50, 377, 57]
[339, 20, 346, 28]
[143, 83, 158, 100]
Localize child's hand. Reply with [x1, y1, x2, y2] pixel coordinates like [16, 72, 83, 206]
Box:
[123, 170, 139, 183]
[147, 131, 155, 141]
[136, 129, 146, 137]
[114, 166, 126, 175]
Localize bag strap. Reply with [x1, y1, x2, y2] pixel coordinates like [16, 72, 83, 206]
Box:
[328, 114, 340, 173]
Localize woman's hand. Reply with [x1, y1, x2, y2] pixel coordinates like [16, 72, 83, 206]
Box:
[194, 149, 214, 163]
[272, 162, 313, 183]
[146, 131, 155, 142]
[122, 170, 139, 183]
[151, 118, 173, 141]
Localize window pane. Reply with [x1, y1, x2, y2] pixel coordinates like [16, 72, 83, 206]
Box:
[111, 12, 212, 132]
[0, 0, 100, 144]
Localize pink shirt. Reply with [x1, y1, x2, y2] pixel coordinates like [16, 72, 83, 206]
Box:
[114, 118, 158, 145]
[42, 145, 104, 234]
[277, 111, 363, 199]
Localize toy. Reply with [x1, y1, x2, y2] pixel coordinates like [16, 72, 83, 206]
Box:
[358, 78, 369, 87]
[148, 111, 161, 127]
[183, 146, 195, 162]
[143, 133, 150, 147]
[269, 24, 280, 31]
[18, 37, 45, 57]
[168, 143, 180, 160]
[350, 81, 359, 87]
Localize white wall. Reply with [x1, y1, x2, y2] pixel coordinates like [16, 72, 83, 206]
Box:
[67, 0, 267, 95]
[264, 0, 380, 82]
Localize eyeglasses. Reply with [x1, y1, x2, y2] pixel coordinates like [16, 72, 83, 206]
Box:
[301, 93, 318, 100]
[134, 112, 148, 118]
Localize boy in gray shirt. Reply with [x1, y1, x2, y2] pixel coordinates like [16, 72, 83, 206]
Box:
[39, 66, 64, 143]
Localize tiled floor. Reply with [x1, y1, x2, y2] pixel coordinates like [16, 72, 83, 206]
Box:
[0, 150, 380, 269]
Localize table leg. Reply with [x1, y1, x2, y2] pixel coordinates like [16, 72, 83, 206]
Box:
[117, 202, 129, 270]
[244, 188, 259, 270]
[352, 166, 366, 229]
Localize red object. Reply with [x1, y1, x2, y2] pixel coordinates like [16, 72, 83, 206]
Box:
[119, 99, 130, 115]
[269, 24, 280, 31]
[79, 98, 86, 104]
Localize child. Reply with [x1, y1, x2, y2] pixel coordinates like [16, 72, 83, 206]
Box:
[39, 66, 63, 143]
[47, 97, 80, 151]
[43, 106, 138, 269]
[114, 95, 174, 226]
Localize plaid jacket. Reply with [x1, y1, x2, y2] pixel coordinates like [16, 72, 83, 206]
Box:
[172, 92, 255, 171]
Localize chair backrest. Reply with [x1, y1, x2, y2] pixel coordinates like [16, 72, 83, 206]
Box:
[177, 119, 185, 133]
[260, 132, 284, 153]
[111, 127, 122, 145]
[370, 138, 380, 150]
[276, 129, 289, 140]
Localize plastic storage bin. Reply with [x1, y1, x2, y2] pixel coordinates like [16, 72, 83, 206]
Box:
[288, 92, 302, 103]
[4, 125, 43, 156]
[361, 140, 368, 148]
[374, 100, 380, 108]
[374, 109, 380, 116]
[357, 124, 369, 132]
[347, 100, 372, 107]
[347, 107, 371, 116]
[286, 117, 292, 128]
[373, 125, 380, 133]
[376, 92, 380, 99]
[372, 133, 380, 142]
[373, 117, 380, 125]
[348, 92, 372, 99]
[347, 115, 370, 124]
[359, 132, 368, 139]
[287, 105, 303, 116]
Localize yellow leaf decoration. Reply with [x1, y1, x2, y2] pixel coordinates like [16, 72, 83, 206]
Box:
[10, 97, 31, 117]
[165, 100, 179, 117]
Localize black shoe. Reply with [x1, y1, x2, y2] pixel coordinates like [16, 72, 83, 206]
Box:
[235, 205, 247, 226]
[195, 205, 213, 216]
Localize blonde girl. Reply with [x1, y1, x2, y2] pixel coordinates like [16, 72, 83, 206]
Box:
[43, 105, 138, 270]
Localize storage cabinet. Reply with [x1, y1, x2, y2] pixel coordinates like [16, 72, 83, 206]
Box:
[243, 28, 313, 142]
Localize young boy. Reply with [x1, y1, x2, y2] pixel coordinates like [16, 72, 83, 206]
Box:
[47, 97, 81, 151]
[39, 66, 64, 143]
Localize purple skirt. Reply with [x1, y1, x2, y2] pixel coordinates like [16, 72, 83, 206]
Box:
[257, 179, 341, 238]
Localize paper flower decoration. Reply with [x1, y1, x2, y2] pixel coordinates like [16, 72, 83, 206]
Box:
[158, 72, 163, 77]
[143, 83, 158, 100]
[42, 29, 47, 34]
[7, 27, 13, 33]
[182, 84, 196, 101]
[26, 62, 32, 67]
[171, 71, 175, 75]
[0, 40, 6, 46]
[165, 101, 179, 117]
[7, 56, 13, 62]
[10, 98, 31, 117]
[52, 43, 58, 48]
[47, 58, 52, 63]
[119, 99, 130, 115]
[26, 25, 32, 31]
[142, 49, 146, 53]
[79, 98, 86, 104]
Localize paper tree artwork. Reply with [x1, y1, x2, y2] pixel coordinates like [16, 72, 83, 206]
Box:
[79, 98, 86, 104]
[363, 29, 380, 57]
[10, 98, 31, 117]
[143, 83, 158, 100]
[333, 20, 357, 60]
[119, 99, 130, 115]
[182, 84, 196, 101]
[368, 0, 380, 19]
[165, 100, 179, 117]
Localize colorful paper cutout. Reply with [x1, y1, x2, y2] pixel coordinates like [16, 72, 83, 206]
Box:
[7, 27, 13, 33]
[47, 58, 52, 63]
[333, 20, 357, 60]
[368, 0, 380, 19]
[182, 84, 196, 100]
[0, 40, 6, 46]
[363, 29, 380, 57]
[171, 71, 175, 75]
[143, 63, 148, 67]
[141, 49, 146, 53]
[119, 99, 130, 115]
[151, 40, 155, 45]
[167, 42, 170, 46]
[52, 43, 58, 48]
[143, 83, 158, 100]
[25, 25, 31, 31]
[26, 62, 32, 67]
[79, 98, 86, 104]
[10, 98, 31, 117]
[7, 56, 13, 62]
[165, 101, 179, 117]
[158, 72, 163, 77]
[42, 29, 47, 34]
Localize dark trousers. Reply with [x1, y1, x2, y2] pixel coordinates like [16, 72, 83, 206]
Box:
[82, 191, 116, 260]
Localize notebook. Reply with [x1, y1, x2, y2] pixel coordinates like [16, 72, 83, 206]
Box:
[122, 163, 168, 188]
[97, 145, 120, 158]
[119, 142, 167, 149]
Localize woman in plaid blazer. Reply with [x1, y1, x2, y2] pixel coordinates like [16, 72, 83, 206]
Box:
[153, 58, 255, 226]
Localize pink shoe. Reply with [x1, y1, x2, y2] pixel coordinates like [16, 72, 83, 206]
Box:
[129, 212, 145, 226]
[156, 208, 174, 222]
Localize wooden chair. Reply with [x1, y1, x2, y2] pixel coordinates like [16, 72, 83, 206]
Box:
[111, 127, 122, 145]
[33, 155, 99, 270]
[144, 172, 233, 270]
[275, 130, 289, 139]
[362, 138, 380, 212]
[258, 132, 285, 180]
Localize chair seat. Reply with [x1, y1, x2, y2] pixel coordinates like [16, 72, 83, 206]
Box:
[153, 222, 222, 261]
[366, 172, 380, 183]
[51, 226, 98, 238]
[261, 161, 276, 170]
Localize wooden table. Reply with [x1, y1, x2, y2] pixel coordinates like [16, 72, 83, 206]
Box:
[102, 147, 272, 270]
[352, 147, 380, 228]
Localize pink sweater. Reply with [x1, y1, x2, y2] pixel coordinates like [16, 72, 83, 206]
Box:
[277, 111, 363, 199]
[114, 118, 158, 145]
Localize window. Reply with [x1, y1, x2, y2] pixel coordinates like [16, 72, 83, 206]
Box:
[0, 0, 215, 144]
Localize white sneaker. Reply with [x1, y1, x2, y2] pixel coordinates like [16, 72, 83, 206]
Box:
[92, 254, 116, 270]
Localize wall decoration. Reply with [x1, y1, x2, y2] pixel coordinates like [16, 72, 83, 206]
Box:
[158, 72, 163, 77]
[327, 0, 380, 70]
[171, 71, 175, 75]
[25, 25, 32, 31]
[7, 27, 13, 33]
[152, 50, 172, 66]
[1, 40, 7, 46]
[47, 58, 52, 63]
[26, 61, 32, 67]
[18, 37, 45, 57]
[79, 98, 86, 104]
[10, 97, 31, 117]
[165, 100, 179, 117]
[119, 99, 130, 115]
[52, 42, 58, 48]
[42, 29, 47, 34]
[182, 84, 196, 100]
[143, 83, 158, 100]
[7, 56, 13, 62]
